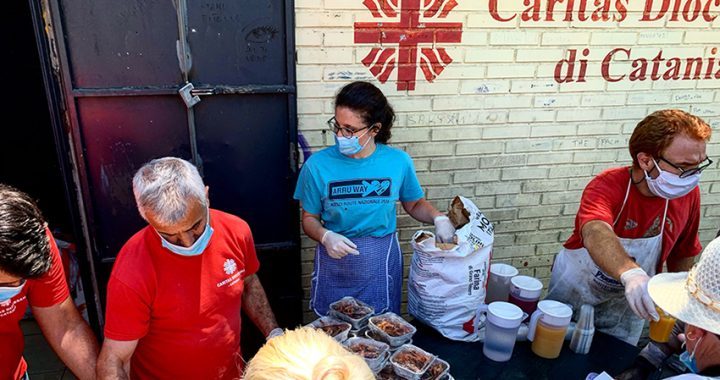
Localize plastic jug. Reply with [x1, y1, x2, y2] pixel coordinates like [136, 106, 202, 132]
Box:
[508, 275, 543, 315]
[528, 300, 573, 359]
[486, 264, 519, 303]
[478, 302, 524, 362]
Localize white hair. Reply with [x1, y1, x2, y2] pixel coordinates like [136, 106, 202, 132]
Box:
[243, 327, 374, 380]
[132, 157, 207, 225]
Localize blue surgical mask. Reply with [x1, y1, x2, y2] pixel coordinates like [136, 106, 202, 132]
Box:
[158, 211, 214, 256]
[335, 128, 372, 156]
[680, 336, 704, 374]
[0, 281, 26, 303]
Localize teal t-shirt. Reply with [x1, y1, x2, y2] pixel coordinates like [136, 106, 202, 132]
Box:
[293, 144, 424, 238]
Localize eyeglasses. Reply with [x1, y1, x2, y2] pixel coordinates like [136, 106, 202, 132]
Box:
[327, 117, 372, 138]
[658, 156, 713, 178]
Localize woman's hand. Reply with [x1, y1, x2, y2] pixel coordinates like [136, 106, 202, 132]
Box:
[321, 230, 360, 259]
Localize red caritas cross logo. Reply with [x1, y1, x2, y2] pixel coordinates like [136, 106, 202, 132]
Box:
[354, 0, 462, 91]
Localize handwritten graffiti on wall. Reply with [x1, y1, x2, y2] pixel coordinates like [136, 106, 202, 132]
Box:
[353, 0, 463, 91]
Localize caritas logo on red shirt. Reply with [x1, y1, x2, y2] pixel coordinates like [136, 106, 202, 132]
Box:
[0, 295, 26, 318]
[217, 259, 244, 288]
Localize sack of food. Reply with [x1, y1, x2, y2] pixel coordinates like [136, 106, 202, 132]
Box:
[407, 195, 494, 342]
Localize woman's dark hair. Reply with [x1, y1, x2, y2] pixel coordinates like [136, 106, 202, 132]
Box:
[0, 185, 51, 278]
[335, 81, 395, 144]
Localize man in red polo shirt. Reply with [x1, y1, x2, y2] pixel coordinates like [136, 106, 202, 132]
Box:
[97, 157, 281, 380]
[547, 109, 711, 346]
[0, 185, 98, 380]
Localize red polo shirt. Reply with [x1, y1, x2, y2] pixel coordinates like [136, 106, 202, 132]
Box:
[104, 209, 259, 379]
[564, 167, 702, 272]
[0, 230, 69, 380]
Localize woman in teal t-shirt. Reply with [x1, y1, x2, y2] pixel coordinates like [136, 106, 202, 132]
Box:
[293, 81, 455, 316]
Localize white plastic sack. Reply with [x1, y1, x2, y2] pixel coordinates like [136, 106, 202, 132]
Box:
[408, 196, 494, 342]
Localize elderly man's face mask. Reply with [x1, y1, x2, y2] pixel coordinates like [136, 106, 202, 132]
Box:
[148, 200, 213, 256]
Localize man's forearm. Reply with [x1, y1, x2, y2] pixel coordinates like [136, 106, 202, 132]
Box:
[96, 339, 137, 380]
[667, 256, 695, 272]
[34, 298, 99, 380]
[55, 320, 99, 379]
[242, 274, 279, 337]
[97, 356, 130, 380]
[583, 220, 639, 280]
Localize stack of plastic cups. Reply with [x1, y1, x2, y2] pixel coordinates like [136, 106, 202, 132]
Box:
[569, 304, 595, 354]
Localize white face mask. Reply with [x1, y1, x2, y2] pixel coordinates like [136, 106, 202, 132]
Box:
[645, 158, 700, 199]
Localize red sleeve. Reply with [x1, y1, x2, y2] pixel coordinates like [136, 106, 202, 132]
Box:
[103, 274, 152, 341]
[668, 188, 703, 260]
[574, 172, 627, 242]
[27, 230, 70, 308]
[240, 221, 259, 279]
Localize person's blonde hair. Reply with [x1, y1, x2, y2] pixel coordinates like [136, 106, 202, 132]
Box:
[243, 327, 375, 380]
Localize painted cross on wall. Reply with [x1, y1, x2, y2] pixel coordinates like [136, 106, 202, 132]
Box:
[354, 0, 462, 91]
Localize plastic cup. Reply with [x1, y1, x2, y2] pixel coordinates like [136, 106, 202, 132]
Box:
[486, 264, 519, 303]
[649, 306, 676, 343]
[570, 304, 595, 354]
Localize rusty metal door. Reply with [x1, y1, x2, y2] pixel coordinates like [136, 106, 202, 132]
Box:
[39, 0, 300, 353]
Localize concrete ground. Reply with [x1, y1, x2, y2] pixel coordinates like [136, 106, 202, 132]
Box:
[21, 319, 76, 380]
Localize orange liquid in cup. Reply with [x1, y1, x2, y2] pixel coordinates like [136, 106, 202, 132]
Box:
[649, 307, 676, 343]
[531, 322, 567, 359]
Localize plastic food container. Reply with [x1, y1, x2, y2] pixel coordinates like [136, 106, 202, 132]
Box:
[420, 357, 450, 380]
[328, 297, 374, 330]
[343, 337, 390, 373]
[389, 344, 435, 380]
[306, 316, 351, 342]
[365, 329, 412, 351]
[368, 312, 416, 347]
[377, 363, 404, 380]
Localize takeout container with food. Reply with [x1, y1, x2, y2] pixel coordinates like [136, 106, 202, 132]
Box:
[306, 316, 351, 342]
[377, 363, 404, 380]
[368, 312, 417, 347]
[389, 344, 436, 380]
[420, 357, 450, 380]
[343, 336, 390, 373]
[365, 329, 413, 351]
[328, 296, 374, 330]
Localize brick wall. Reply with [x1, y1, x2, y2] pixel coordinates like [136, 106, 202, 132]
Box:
[295, 0, 720, 322]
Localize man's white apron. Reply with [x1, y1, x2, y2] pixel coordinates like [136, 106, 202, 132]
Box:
[547, 179, 668, 345]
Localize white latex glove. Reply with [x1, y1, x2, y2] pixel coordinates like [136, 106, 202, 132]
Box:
[433, 215, 456, 243]
[266, 327, 284, 341]
[321, 230, 359, 259]
[620, 267, 660, 321]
